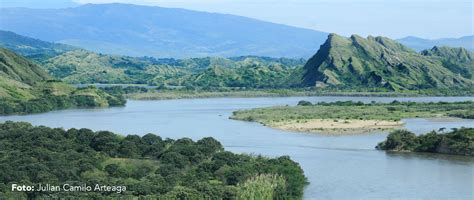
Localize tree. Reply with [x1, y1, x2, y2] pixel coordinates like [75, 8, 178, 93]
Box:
[90, 131, 120, 156]
[197, 137, 223, 155]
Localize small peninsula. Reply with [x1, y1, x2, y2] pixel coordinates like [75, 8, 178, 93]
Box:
[230, 101, 474, 134]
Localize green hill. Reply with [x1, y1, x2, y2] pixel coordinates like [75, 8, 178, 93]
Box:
[0, 47, 51, 99]
[0, 48, 125, 115]
[40, 50, 305, 88]
[42, 49, 150, 82]
[303, 34, 473, 91]
[188, 57, 303, 88]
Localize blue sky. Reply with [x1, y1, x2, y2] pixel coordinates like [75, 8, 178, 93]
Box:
[0, 0, 472, 39]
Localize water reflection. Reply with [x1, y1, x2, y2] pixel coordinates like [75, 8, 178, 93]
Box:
[385, 151, 474, 165]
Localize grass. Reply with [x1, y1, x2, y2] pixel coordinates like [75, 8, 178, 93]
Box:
[237, 174, 286, 200]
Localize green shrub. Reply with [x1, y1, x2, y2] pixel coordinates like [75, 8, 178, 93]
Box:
[297, 100, 312, 106]
[376, 130, 418, 151]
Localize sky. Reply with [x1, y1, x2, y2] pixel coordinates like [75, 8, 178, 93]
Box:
[0, 0, 472, 39]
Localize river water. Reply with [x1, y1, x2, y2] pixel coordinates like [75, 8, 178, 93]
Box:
[1, 96, 473, 199]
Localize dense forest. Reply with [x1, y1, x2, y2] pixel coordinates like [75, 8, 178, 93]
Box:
[0, 121, 307, 199]
[376, 128, 474, 156]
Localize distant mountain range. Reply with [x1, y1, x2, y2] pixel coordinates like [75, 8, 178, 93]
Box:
[1, 30, 472, 91]
[0, 3, 328, 58]
[1, 3, 472, 58]
[303, 34, 473, 90]
[397, 36, 474, 52]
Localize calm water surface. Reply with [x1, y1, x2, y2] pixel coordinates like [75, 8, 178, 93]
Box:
[1, 96, 473, 199]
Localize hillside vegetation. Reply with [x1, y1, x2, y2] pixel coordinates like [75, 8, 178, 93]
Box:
[0, 47, 52, 100]
[376, 128, 474, 156]
[0, 121, 307, 199]
[303, 34, 473, 91]
[39, 50, 305, 88]
[0, 48, 125, 115]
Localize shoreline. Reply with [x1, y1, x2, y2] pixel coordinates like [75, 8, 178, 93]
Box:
[126, 90, 474, 100]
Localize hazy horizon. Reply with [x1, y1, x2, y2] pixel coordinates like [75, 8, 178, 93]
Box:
[0, 0, 472, 40]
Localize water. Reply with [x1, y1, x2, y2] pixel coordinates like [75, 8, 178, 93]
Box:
[1, 96, 473, 199]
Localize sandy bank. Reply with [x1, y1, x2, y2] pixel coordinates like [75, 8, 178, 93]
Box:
[270, 119, 404, 134]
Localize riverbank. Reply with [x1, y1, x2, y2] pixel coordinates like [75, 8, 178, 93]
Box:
[231, 101, 474, 134]
[125, 89, 451, 100]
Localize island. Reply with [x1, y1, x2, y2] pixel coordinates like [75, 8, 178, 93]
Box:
[376, 128, 473, 156]
[230, 101, 474, 134]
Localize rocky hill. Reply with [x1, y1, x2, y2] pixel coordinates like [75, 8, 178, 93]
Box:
[303, 34, 473, 91]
